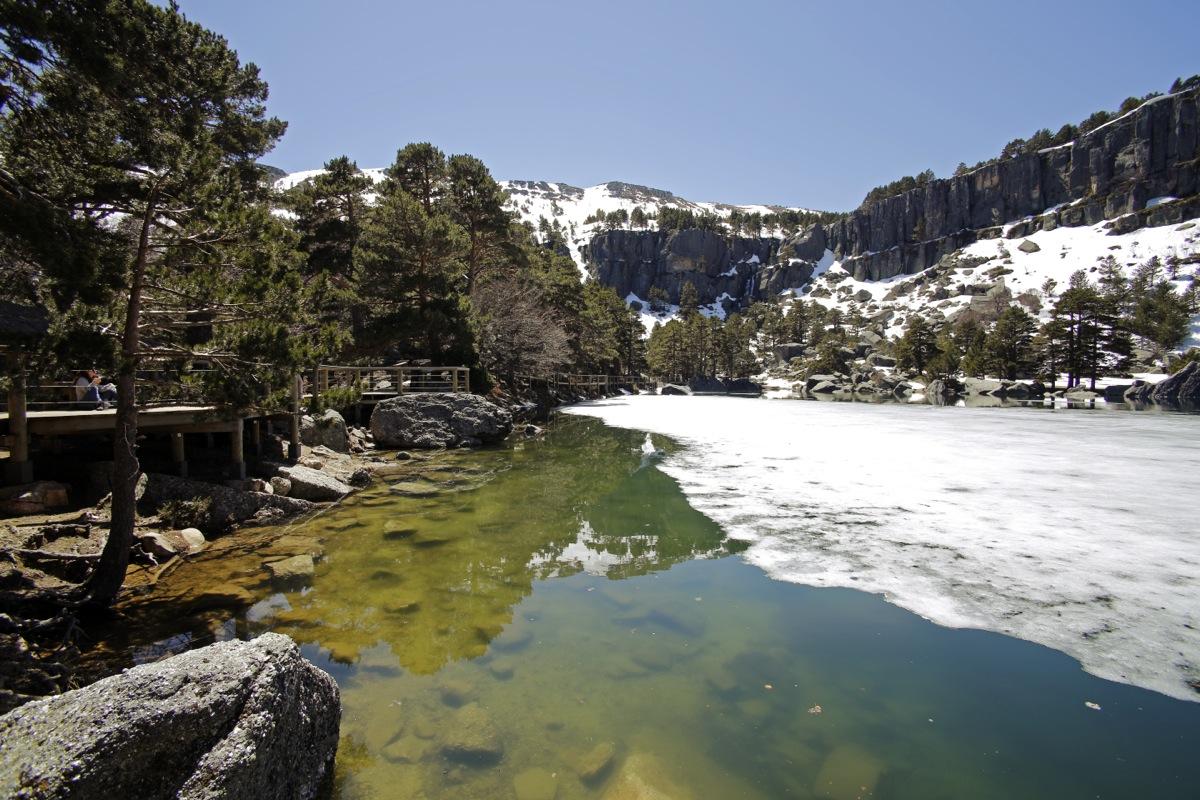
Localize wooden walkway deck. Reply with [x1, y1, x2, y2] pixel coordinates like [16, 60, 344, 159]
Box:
[0, 405, 226, 435]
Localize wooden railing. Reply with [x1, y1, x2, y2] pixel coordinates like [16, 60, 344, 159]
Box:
[12, 368, 217, 411]
[311, 365, 471, 399]
[513, 374, 651, 395]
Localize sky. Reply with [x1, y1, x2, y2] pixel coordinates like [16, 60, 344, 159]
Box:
[176, 0, 1200, 211]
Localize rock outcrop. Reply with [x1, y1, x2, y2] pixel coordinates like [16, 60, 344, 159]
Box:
[1126, 361, 1200, 408]
[587, 228, 776, 305]
[370, 393, 513, 449]
[0, 633, 340, 800]
[825, 88, 1200, 281]
[580, 87, 1199, 309]
[145, 473, 315, 528]
[299, 409, 349, 453]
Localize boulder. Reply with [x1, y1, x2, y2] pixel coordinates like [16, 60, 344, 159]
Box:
[0, 633, 339, 800]
[178, 528, 207, 552]
[1103, 384, 1132, 403]
[927, 378, 964, 398]
[144, 474, 315, 529]
[136, 531, 179, 561]
[659, 384, 690, 396]
[300, 410, 349, 453]
[277, 464, 352, 502]
[772, 342, 807, 364]
[1150, 361, 1200, 408]
[1017, 239, 1041, 253]
[370, 393, 513, 449]
[864, 352, 896, 368]
[0, 481, 70, 517]
[269, 476, 292, 497]
[1124, 380, 1155, 404]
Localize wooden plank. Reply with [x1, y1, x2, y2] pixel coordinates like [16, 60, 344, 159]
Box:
[19, 406, 225, 436]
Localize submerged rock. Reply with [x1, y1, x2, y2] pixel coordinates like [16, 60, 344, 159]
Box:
[439, 703, 505, 763]
[574, 741, 618, 784]
[813, 744, 883, 800]
[0, 633, 339, 800]
[370, 393, 513, 449]
[514, 767, 559, 800]
[602, 753, 693, 800]
[265, 554, 315, 587]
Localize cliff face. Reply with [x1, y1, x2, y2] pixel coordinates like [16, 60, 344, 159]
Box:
[583, 87, 1200, 306]
[587, 228, 777, 305]
[827, 88, 1200, 280]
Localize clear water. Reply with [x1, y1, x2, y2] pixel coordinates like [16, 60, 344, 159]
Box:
[85, 414, 1199, 799]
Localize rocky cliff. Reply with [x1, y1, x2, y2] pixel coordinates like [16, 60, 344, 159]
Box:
[577, 88, 1200, 309]
[586, 228, 777, 305]
[825, 87, 1200, 280]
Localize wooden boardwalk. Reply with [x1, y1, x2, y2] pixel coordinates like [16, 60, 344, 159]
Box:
[2, 364, 473, 485]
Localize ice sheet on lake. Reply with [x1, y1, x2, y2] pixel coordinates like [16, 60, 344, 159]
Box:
[566, 396, 1200, 702]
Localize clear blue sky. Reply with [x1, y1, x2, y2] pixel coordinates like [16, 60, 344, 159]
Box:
[177, 0, 1199, 211]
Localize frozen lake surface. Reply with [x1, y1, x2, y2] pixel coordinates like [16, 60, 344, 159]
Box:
[567, 396, 1200, 701]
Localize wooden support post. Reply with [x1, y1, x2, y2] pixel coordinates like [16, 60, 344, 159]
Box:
[170, 431, 188, 478]
[251, 419, 262, 458]
[289, 374, 302, 462]
[5, 357, 33, 485]
[229, 417, 245, 480]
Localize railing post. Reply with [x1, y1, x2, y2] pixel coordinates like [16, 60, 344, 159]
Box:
[5, 354, 33, 485]
[170, 431, 187, 478]
[288, 373, 302, 462]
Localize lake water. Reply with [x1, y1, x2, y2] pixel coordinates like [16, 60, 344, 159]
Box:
[84, 404, 1200, 799]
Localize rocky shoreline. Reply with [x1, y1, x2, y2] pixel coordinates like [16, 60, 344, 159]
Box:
[0, 391, 527, 795]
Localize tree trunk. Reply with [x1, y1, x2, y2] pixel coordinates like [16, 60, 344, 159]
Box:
[84, 200, 154, 606]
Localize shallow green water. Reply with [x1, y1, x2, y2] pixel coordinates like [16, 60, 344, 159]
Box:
[92, 415, 1197, 799]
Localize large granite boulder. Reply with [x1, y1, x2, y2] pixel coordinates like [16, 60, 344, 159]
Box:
[300, 409, 349, 453]
[276, 464, 353, 502]
[370, 393, 513, 449]
[0, 633, 339, 800]
[1150, 360, 1200, 408]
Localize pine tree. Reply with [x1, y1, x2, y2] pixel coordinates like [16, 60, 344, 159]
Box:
[630, 206, 647, 230]
[1, 0, 296, 604]
[385, 142, 448, 214]
[894, 316, 938, 374]
[447, 154, 511, 295]
[983, 306, 1037, 380]
[284, 156, 371, 388]
[355, 181, 471, 362]
[955, 318, 988, 377]
[678, 281, 700, 318]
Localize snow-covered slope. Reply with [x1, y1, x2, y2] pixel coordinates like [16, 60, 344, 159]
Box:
[274, 169, 809, 276]
[789, 216, 1200, 345]
[502, 180, 805, 274]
